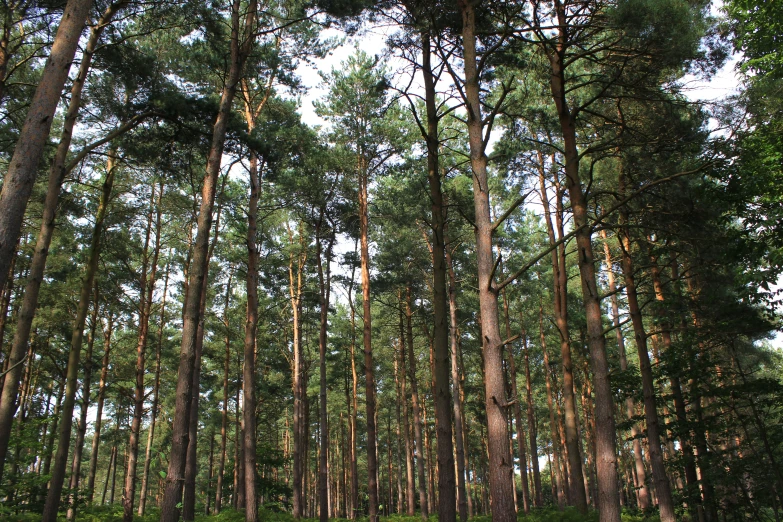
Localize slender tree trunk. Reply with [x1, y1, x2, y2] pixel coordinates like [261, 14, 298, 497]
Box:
[540, 305, 566, 510]
[523, 333, 543, 506]
[538, 156, 587, 511]
[42, 152, 117, 522]
[358, 148, 379, 521]
[290, 222, 307, 518]
[66, 288, 100, 520]
[316, 215, 334, 522]
[159, 1, 256, 518]
[88, 315, 113, 501]
[544, 5, 621, 517]
[215, 266, 230, 514]
[103, 444, 117, 505]
[183, 183, 226, 521]
[347, 249, 360, 519]
[206, 431, 215, 515]
[600, 231, 651, 510]
[123, 181, 163, 522]
[406, 285, 428, 519]
[616, 187, 675, 522]
[501, 286, 530, 513]
[0, 0, 94, 292]
[399, 304, 416, 515]
[420, 31, 456, 522]
[455, 3, 515, 518]
[243, 152, 260, 522]
[445, 223, 468, 522]
[139, 254, 170, 515]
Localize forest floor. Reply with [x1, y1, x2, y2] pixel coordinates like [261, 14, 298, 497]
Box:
[1, 505, 663, 522]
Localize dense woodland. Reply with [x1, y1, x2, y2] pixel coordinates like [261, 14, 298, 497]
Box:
[0, 0, 780, 521]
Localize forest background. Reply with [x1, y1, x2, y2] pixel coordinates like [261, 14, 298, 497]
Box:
[0, 0, 780, 522]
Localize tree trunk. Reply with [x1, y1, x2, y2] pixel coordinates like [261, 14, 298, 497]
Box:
[290, 222, 307, 518]
[158, 0, 256, 518]
[538, 155, 587, 511]
[540, 305, 566, 510]
[544, 4, 621, 517]
[316, 215, 334, 522]
[616, 193, 675, 522]
[405, 285, 428, 519]
[600, 231, 650, 510]
[445, 222, 468, 522]
[347, 248, 360, 519]
[183, 181, 226, 521]
[0, 0, 93, 293]
[420, 30, 456, 522]
[455, 3, 516, 519]
[523, 334, 543, 506]
[359, 148, 379, 521]
[215, 262, 230, 514]
[42, 152, 117, 522]
[139, 253, 170, 515]
[242, 152, 260, 522]
[501, 287, 530, 513]
[399, 304, 416, 515]
[123, 181, 163, 522]
[66, 288, 100, 520]
[88, 315, 114, 502]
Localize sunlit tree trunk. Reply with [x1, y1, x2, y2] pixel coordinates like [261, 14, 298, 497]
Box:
[455, 2, 515, 518]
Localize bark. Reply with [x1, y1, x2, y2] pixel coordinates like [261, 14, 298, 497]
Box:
[616, 189, 675, 522]
[523, 334, 543, 506]
[399, 305, 416, 515]
[454, 5, 516, 517]
[0, 1, 128, 479]
[87, 315, 114, 501]
[406, 285, 428, 519]
[316, 216, 335, 522]
[540, 305, 566, 510]
[0, 0, 93, 293]
[538, 156, 587, 511]
[347, 246, 360, 518]
[123, 181, 163, 522]
[600, 231, 650, 510]
[182, 190, 224, 521]
[242, 128, 260, 522]
[289, 222, 307, 518]
[42, 152, 117, 522]
[66, 288, 100, 520]
[445, 223, 468, 522]
[501, 286, 530, 513]
[139, 256, 170, 516]
[544, 3, 621, 517]
[159, 0, 256, 518]
[215, 263, 231, 514]
[359, 145, 379, 522]
[103, 444, 116, 505]
[420, 30, 456, 522]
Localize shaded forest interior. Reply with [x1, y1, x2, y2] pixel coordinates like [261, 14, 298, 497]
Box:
[0, 0, 781, 521]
